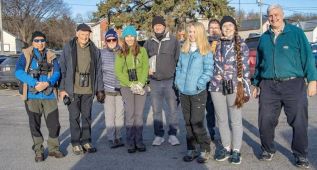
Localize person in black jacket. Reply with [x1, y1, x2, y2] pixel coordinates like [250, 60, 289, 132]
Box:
[59, 23, 105, 155]
[144, 16, 181, 146]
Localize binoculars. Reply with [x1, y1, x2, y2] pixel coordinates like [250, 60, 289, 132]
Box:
[222, 79, 234, 95]
[79, 73, 89, 87]
[127, 69, 138, 81]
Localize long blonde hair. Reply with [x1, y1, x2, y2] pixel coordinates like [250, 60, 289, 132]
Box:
[181, 22, 211, 55]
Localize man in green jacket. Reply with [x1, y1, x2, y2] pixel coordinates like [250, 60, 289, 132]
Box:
[251, 4, 317, 169]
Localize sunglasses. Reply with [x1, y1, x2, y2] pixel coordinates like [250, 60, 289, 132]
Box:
[33, 39, 46, 43]
[106, 39, 117, 43]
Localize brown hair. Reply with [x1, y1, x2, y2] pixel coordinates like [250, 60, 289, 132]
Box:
[120, 39, 140, 57]
[233, 27, 245, 108]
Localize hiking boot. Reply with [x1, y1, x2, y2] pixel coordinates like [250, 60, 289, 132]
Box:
[183, 150, 200, 162]
[35, 152, 44, 162]
[259, 150, 274, 161]
[48, 150, 64, 158]
[214, 148, 230, 161]
[136, 143, 146, 152]
[295, 155, 310, 169]
[72, 145, 84, 155]
[197, 151, 211, 163]
[152, 136, 165, 146]
[82, 143, 97, 153]
[230, 150, 241, 164]
[168, 135, 180, 146]
[127, 145, 136, 153]
[110, 139, 125, 149]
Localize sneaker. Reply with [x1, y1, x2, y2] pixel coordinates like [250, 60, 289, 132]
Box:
[214, 148, 230, 161]
[82, 143, 97, 153]
[259, 150, 274, 161]
[48, 150, 65, 158]
[197, 151, 211, 163]
[295, 155, 310, 169]
[168, 135, 180, 146]
[230, 150, 241, 164]
[34, 152, 44, 162]
[183, 150, 200, 162]
[152, 136, 165, 146]
[72, 145, 84, 155]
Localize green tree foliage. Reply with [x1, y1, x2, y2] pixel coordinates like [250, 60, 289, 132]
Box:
[94, 0, 234, 32]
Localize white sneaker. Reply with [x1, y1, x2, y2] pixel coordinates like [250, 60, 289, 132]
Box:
[152, 136, 165, 146]
[168, 135, 180, 146]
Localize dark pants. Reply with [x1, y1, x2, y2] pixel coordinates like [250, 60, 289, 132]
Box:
[25, 99, 60, 153]
[180, 90, 211, 152]
[67, 94, 93, 146]
[206, 89, 216, 139]
[258, 78, 308, 158]
[150, 78, 179, 137]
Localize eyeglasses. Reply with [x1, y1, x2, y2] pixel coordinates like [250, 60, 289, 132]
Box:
[106, 39, 117, 43]
[33, 39, 46, 43]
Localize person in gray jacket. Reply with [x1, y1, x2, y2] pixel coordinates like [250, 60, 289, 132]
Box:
[144, 16, 181, 146]
[59, 23, 105, 155]
[101, 29, 124, 148]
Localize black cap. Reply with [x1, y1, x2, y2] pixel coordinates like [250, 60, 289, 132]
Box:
[220, 16, 237, 28]
[152, 16, 166, 28]
[76, 23, 92, 32]
[31, 31, 46, 41]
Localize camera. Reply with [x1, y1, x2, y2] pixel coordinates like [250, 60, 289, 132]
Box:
[38, 61, 52, 74]
[127, 69, 138, 81]
[222, 79, 234, 95]
[79, 73, 89, 87]
[30, 70, 40, 79]
[63, 96, 71, 105]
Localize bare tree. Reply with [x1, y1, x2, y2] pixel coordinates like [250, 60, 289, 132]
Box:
[3, 0, 70, 47]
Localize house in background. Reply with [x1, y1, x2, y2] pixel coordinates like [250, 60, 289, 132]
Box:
[0, 30, 24, 54]
[238, 18, 269, 39]
[90, 18, 109, 48]
[294, 19, 317, 43]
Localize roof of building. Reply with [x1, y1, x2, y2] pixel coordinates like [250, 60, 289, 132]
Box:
[292, 19, 317, 31]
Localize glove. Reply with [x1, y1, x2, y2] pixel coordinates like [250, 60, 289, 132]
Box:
[96, 90, 105, 103]
[134, 82, 145, 95]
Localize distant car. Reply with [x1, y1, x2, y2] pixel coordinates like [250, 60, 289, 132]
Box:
[0, 55, 20, 89]
[311, 43, 317, 67]
[0, 56, 8, 64]
[245, 35, 260, 78]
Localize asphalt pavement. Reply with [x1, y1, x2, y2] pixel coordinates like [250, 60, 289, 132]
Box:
[0, 88, 317, 170]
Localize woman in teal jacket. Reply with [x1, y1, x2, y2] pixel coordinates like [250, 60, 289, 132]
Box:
[175, 22, 213, 163]
[115, 25, 149, 153]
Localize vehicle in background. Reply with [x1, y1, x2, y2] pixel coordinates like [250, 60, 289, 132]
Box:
[0, 55, 20, 89]
[311, 43, 317, 67]
[245, 35, 260, 78]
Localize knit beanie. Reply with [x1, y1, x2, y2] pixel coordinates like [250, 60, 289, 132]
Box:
[122, 25, 137, 39]
[31, 31, 46, 41]
[152, 16, 166, 28]
[105, 28, 118, 39]
[220, 16, 237, 28]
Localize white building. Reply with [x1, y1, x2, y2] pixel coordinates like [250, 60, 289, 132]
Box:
[0, 30, 24, 54]
[295, 20, 317, 43]
[89, 19, 108, 49]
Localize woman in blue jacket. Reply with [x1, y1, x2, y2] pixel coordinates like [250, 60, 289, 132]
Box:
[175, 22, 213, 163]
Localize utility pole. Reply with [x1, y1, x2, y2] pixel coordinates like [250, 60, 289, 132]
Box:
[0, 0, 4, 54]
[257, 0, 263, 34]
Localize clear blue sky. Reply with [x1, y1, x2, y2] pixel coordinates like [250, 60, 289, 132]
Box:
[65, 0, 317, 19]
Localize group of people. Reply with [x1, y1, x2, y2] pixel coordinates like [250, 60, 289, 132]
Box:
[15, 4, 316, 169]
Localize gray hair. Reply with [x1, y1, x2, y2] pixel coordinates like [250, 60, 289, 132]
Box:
[267, 4, 284, 16]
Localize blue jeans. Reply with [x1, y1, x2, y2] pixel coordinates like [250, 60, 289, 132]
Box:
[150, 78, 179, 137]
